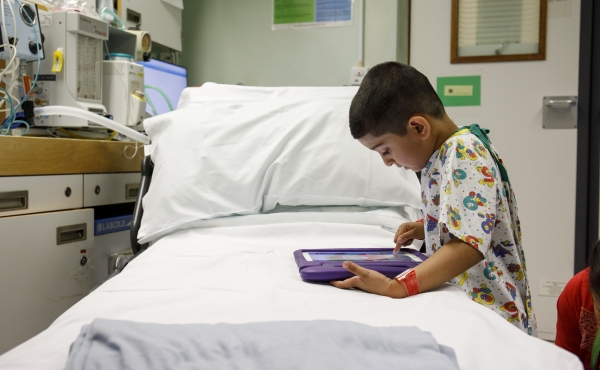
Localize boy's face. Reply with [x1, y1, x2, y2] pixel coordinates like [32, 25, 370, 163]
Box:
[358, 117, 433, 172]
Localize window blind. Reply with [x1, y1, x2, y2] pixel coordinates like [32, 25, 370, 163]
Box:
[458, 0, 540, 57]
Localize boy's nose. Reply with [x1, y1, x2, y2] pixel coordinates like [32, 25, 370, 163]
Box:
[379, 153, 395, 167]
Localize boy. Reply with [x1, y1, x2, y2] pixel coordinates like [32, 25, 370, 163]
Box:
[331, 62, 537, 336]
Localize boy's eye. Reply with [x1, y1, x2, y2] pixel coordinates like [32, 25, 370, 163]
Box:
[382, 150, 390, 156]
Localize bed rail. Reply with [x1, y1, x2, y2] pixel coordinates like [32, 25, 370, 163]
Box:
[130, 155, 154, 255]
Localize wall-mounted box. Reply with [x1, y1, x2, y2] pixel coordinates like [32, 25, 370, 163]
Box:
[542, 96, 577, 129]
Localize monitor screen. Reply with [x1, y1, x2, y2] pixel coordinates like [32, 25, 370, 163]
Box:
[138, 60, 188, 116]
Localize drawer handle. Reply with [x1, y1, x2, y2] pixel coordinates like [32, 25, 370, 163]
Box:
[0, 191, 28, 212]
[56, 223, 87, 245]
[126, 183, 139, 200]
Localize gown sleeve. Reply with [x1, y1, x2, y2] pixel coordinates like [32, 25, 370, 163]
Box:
[435, 136, 502, 254]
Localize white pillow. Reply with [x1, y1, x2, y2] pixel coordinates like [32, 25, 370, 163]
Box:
[138, 84, 421, 243]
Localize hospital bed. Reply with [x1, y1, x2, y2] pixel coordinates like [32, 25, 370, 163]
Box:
[0, 84, 582, 370]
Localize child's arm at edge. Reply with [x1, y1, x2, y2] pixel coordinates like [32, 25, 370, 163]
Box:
[331, 238, 484, 298]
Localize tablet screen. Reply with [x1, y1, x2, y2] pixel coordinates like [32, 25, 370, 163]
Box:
[303, 250, 421, 262]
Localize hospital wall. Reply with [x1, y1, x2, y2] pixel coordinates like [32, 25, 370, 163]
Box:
[410, 1, 580, 340]
[181, 0, 408, 86]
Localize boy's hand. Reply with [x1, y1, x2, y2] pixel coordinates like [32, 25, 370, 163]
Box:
[394, 222, 425, 253]
[330, 261, 407, 298]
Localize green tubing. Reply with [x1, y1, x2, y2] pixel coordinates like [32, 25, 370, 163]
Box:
[145, 85, 174, 112]
[145, 91, 158, 116]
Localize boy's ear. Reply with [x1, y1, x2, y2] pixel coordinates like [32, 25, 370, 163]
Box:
[408, 116, 431, 140]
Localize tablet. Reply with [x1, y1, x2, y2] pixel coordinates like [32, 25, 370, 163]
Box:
[293, 248, 427, 281]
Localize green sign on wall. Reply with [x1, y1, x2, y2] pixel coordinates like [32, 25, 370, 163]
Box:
[274, 0, 314, 24]
[436, 75, 481, 107]
[273, 0, 353, 30]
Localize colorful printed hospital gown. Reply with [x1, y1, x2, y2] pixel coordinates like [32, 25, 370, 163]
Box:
[420, 130, 537, 335]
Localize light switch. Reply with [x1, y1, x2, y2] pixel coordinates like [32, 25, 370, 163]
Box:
[444, 85, 473, 96]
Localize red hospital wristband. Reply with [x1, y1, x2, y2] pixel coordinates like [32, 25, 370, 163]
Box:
[394, 268, 420, 296]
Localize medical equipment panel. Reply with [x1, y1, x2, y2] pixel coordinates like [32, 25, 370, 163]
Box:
[102, 59, 145, 127]
[104, 26, 151, 62]
[118, 0, 182, 52]
[128, 29, 151, 61]
[0, 0, 45, 62]
[33, 11, 108, 128]
[0, 174, 83, 218]
[0, 208, 94, 355]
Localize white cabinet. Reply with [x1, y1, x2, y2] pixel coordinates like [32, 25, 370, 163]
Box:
[0, 172, 140, 355]
[83, 172, 141, 207]
[0, 209, 94, 355]
[0, 175, 83, 217]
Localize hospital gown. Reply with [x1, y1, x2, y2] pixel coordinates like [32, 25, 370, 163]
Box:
[420, 130, 537, 335]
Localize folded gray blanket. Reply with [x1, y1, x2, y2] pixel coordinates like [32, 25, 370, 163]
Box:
[64, 319, 459, 370]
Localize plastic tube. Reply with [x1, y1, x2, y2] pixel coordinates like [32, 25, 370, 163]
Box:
[34, 106, 150, 144]
[57, 127, 117, 140]
[145, 85, 174, 112]
[99, 7, 125, 30]
[145, 91, 158, 116]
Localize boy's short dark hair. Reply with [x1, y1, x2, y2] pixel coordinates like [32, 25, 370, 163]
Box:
[349, 62, 445, 139]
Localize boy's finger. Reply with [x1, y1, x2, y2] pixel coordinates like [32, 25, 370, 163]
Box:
[393, 225, 410, 243]
[397, 229, 419, 244]
[393, 230, 401, 243]
[400, 238, 415, 246]
[330, 276, 359, 289]
[395, 238, 414, 253]
[343, 261, 371, 279]
[399, 230, 416, 241]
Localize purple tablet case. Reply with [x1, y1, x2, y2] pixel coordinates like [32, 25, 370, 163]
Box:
[293, 248, 427, 281]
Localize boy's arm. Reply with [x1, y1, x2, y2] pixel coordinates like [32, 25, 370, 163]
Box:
[331, 238, 483, 298]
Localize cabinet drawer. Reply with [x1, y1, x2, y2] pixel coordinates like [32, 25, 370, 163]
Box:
[0, 209, 94, 354]
[0, 175, 83, 217]
[83, 173, 141, 207]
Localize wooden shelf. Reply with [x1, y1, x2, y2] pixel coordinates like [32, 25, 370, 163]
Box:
[0, 136, 144, 176]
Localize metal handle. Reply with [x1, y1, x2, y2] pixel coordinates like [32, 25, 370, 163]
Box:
[495, 41, 509, 55]
[0, 191, 28, 212]
[545, 99, 576, 107]
[109, 250, 134, 274]
[126, 183, 139, 200]
[56, 223, 87, 245]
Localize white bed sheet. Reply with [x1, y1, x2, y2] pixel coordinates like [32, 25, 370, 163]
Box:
[0, 214, 581, 370]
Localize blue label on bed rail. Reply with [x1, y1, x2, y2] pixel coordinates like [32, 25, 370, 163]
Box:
[94, 215, 133, 236]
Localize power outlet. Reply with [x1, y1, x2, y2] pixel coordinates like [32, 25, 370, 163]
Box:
[350, 67, 369, 86]
[539, 279, 567, 297]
